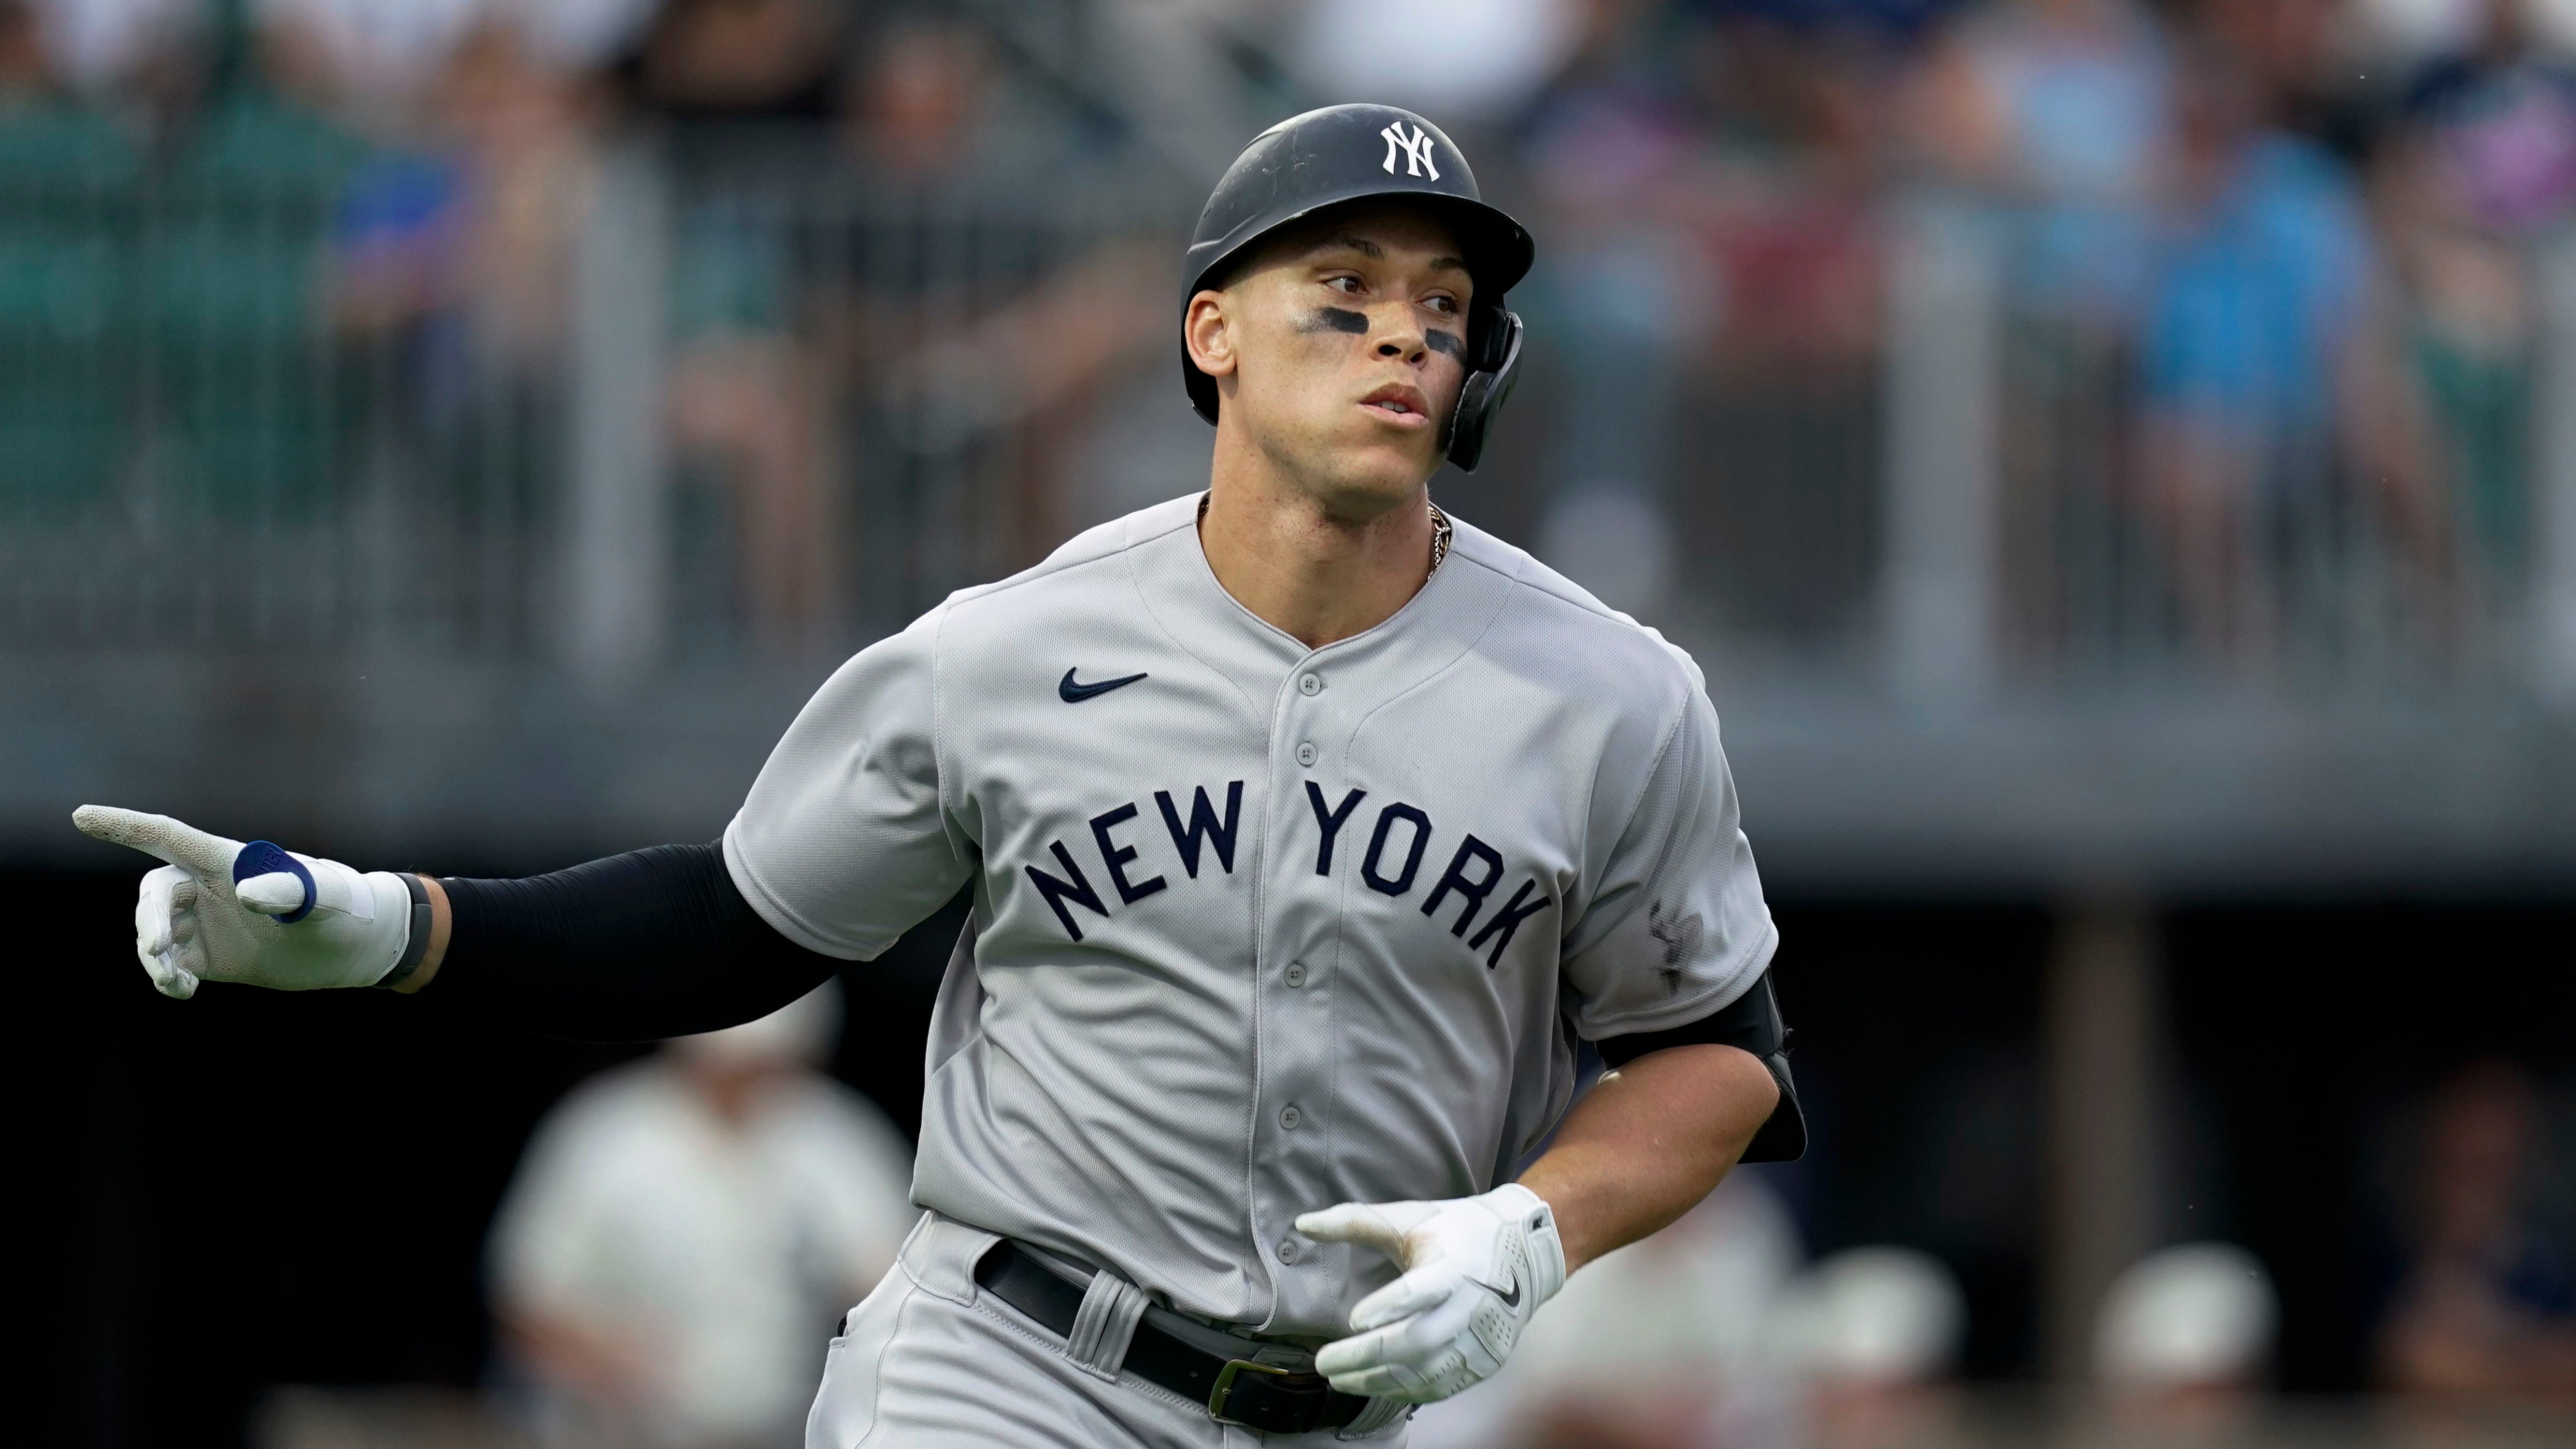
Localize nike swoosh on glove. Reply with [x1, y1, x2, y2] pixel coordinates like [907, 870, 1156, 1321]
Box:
[1294, 1183, 1568, 1403]
[74, 806, 415, 999]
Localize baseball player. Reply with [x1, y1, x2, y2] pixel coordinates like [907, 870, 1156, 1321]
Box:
[77, 105, 1802, 1447]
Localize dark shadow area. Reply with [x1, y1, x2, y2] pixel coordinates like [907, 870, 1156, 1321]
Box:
[12, 867, 964, 1449]
[2168, 902, 2576, 1397]
[27, 883, 2576, 1446]
[1765, 900, 2054, 1381]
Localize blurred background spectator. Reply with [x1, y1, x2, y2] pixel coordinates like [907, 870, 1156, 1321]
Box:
[488, 982, 915, 1449]
[1779, 1246, 1972, 1448]
[622, 0, 851, 647]
[2374, 1060, 2576, 1405]
[2094, 1242, 2280, 1429]
[17, 1, 2576, 1446]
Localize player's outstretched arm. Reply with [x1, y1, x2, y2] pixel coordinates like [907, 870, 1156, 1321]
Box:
[422, 843, 848, 1040]
[75, 807, 850, 1041]
[76, 606, 965, 1039]
[75, 591, 980, 1039]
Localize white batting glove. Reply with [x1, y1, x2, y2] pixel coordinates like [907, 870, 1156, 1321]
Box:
[1295, 1183, 1568, 1404]
[74, 805, 417, 999]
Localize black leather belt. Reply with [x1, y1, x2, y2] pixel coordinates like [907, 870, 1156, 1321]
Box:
[973, 1239, 1369, 1433]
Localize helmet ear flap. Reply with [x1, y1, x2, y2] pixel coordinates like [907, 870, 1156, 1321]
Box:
[1443, 305, 1523, 473]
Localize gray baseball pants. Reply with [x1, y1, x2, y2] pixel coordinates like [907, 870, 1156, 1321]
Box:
[807, 1213, 1409, 1448]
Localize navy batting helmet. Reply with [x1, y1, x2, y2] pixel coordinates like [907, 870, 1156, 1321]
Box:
[1180, 105, 1534, 473]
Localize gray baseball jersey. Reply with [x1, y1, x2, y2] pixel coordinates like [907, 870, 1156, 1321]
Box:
[722, 492, 1777, 1340]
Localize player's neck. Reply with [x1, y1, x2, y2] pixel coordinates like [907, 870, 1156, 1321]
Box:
[1198, 448, 1437, 651]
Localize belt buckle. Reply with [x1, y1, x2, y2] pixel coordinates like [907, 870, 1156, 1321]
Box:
[1207, 1358, 1297, 1426]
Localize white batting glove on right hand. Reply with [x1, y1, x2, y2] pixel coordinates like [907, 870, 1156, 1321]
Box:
[74, 805, 417, 999]
[1295, 1183, 1568, 1404]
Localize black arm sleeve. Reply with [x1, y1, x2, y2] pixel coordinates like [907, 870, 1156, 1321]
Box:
[1596, 969, 1807, 1164]
[427, 842, 846, 1042]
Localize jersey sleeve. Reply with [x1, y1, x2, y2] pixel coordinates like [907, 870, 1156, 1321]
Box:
[723, 605, 976, 960]
[1560, 685, 1777, 1040]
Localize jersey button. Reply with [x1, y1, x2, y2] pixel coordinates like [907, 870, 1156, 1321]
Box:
[1295, 742, 1317, 767]
[1280, 1104, 1302, 1130]
[1298, 672, 1323, 696]
[1283, 962, 1308, 988]
[1277, 1238, 1300, 1264]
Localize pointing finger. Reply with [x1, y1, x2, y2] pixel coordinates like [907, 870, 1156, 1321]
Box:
[74, 806, 241, 878]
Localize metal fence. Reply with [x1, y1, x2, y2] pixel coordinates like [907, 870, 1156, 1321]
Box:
[1876, 190, 2576, 705]
[0, 107, 1193, 673]
[555, 124, 1195, 684]
[0, 95, 557, 653]
[6, 110, 2570, 709]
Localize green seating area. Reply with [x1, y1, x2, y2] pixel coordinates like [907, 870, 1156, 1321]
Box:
[0, 93, 376, 524]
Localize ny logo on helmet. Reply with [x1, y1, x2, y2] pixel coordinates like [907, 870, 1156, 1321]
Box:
[1380, 122, 1440, 180]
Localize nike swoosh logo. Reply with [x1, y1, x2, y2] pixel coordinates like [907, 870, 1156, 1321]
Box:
[1496, 1269, 1522, 1309]
[1059, 668, 1148, 703]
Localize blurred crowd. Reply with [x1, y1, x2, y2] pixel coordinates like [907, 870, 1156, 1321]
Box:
[1406, 1210, 2285, 1449]
[1393, 1055, 2576, 1449]
[0, 0, 1163, 646]
[454, 1031, 2576, 1449]
[6, 0, 2575, 669]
